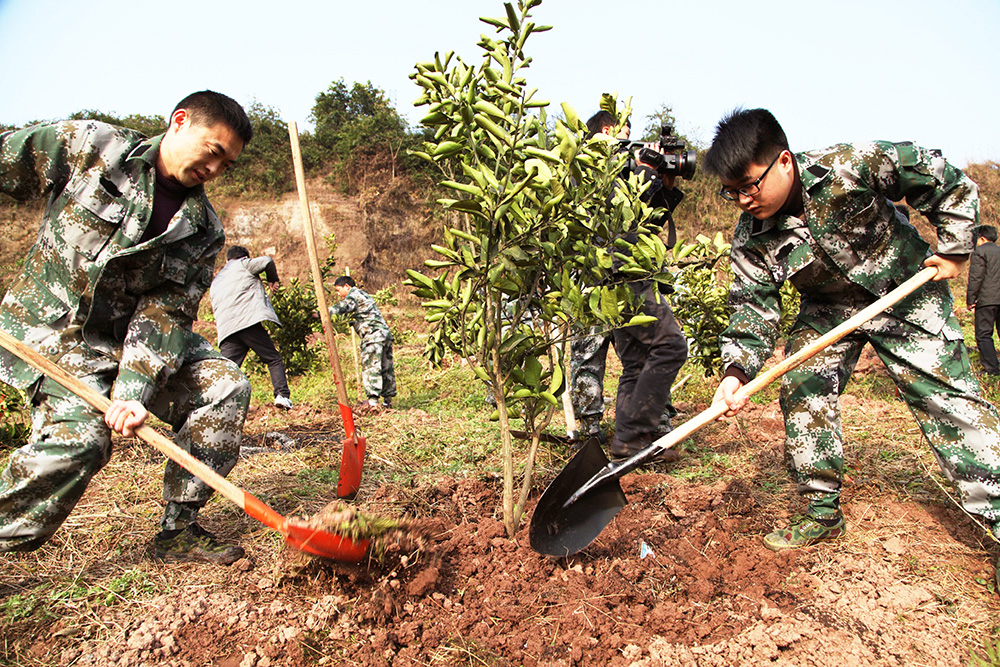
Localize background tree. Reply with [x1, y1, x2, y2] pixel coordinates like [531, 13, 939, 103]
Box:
[213, 101, 295, 197]
[310, 79, 425, 192]
[639, 103, 684, 144]
[405, 0, 670, 536]
[67, 110, 167, 136]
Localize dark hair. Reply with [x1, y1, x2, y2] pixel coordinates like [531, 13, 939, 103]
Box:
[976, 225, 998, 243]
[172, 90, 253, 146]
[704, 108, 789, 181]
[227, 245, 250, 260]
[334, 275, 356, 287]
[585, 110, 629, 139]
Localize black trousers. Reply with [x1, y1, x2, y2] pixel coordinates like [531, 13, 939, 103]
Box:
[219, 323, 291, 398]
[975, 304, 1000, 374]
[612, 286, 688, 443]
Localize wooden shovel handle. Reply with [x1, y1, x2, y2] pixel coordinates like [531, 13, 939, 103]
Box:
[0, 328, 266, 519]
[654, 266, 939, 452]
[287, 122, 357, 439]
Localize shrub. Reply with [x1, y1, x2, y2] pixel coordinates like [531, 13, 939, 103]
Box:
[211, 101, 296, 197]
[266, 278, 322, 376]
[0, 383, 30, 450]
[668, 233, 800, 376]
[310, 79, 429, 193]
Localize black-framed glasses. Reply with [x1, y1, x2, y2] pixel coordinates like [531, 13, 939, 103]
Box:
[718, 152, 782, 201]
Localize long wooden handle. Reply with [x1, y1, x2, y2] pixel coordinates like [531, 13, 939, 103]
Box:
[662, 266, 938, 450]
[568, 267, 940, 501]
[287, 122, 357, 438]
[0, 328, 285, 523]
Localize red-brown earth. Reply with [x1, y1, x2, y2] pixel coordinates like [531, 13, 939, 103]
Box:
[14, 386, 995, 667]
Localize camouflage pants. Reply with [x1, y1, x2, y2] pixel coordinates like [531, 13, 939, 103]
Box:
[0, 355, 250, 551]
[360, 336, 396, 400]
[570, 326, 611, 437]
[781, 313, 1000, 524]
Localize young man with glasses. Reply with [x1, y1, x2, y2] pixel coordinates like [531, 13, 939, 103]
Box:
[703, 108, 1000, 589]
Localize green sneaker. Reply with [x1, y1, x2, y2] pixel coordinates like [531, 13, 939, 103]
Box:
[763, 514, 845, 552]
[154, 523, 245, 565]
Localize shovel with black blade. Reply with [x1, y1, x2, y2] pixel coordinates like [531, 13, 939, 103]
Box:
[529, 267, 938, 557]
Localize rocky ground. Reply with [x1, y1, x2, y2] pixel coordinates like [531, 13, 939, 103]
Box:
[5, 392, 997, 667]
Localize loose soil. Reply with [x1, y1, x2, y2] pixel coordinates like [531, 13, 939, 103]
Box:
[6, 389, 996, 667]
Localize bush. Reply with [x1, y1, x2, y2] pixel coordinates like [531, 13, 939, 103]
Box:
[265, 279, 323, 376]
[0, 383, 30, 450]
[668, 233, 800, 376]
[310, 79, 429, 193]
[211, 101, 296, 197]
[668, 234, 733, 376]
[67, 110, 168, 137]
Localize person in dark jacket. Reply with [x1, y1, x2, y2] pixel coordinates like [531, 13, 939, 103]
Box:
[579, 110, 688, 461]
[967, 225, 1000, 375]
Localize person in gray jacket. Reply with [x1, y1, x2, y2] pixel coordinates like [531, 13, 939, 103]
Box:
[210, 246, 292, 409]
[967, 225, 1000, 376]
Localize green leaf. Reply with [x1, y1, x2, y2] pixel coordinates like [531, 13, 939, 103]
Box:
[523, 355, 542, 386]
[434, 141, 464, 157]
[405, 269, 436, 291]
[504, 3, 520, 33]
[625, 314, 659, 327]
[447, 199, 484, 214]
[473, 99, 506, 119]
[480, 16, 509, 30]
[599, 287, 620, 320]
[560, 102, 579, 130]
[440, 180, 483, 196]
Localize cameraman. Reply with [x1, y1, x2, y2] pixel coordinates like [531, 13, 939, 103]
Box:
[572, 110, 688, 461]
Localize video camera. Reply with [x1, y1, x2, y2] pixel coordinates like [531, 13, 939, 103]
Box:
[619, 125, 697, 180]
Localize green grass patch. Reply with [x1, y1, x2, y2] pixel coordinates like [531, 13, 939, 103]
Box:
[1, 569, 163, 625]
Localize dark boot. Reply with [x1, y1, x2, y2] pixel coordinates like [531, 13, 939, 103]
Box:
[154, 524, 245, 565]
[611, 432, 679, 463]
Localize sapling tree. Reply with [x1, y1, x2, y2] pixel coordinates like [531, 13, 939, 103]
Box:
[405, 0, 672, 535]
[667, 233, 800, 376]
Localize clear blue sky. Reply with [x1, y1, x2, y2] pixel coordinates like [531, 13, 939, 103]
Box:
[1, 0, 998, 166]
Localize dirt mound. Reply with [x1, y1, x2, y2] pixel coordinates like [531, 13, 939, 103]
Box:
[49, 470, 988, 667]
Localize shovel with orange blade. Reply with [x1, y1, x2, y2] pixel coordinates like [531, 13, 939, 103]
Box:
[0, 328, 370, 561]
[288, 122, 367, 500]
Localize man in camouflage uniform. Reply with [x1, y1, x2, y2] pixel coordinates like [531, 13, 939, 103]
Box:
[331, 276, 396, 409]
[704, 108, 1000, 586]
[0, 91, 254, 565]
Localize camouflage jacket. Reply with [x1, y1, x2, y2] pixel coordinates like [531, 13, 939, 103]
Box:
[721, 141, 978, 379]
[0, 121, 225, 403]
[330, 287, 391, 343]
